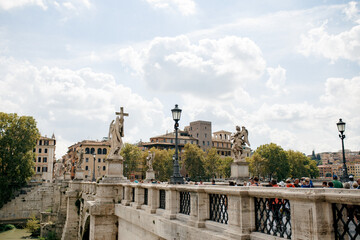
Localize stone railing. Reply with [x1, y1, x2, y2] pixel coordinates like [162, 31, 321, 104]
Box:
[110, 183, 360, 240]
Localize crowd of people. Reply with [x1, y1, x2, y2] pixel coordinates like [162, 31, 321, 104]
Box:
[229, 175, 360, 189]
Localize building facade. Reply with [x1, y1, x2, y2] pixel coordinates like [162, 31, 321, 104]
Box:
[187, 120, 212, 151]
[33, 134, 56, 182]
[212, 130, 232, 156]
[64, 140, 110, 180]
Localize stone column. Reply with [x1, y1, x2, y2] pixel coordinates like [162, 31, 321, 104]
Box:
[290, 189, 334, 239]
[188, 189, 208, 228]
[130, 185, 143, 209]
[121, 185, 132, 206]
[89, 183, 118, 240]
[225, 188, 254, 239]
[146, 187, 158, 214]
[164, 186, 177, 220]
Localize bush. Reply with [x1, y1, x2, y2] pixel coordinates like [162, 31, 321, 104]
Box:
[45, 230, 57, 240]
[25, 215, 40, 237]
[0, 224, 15, 232]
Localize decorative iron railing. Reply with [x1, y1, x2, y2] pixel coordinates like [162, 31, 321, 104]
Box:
[333, 203, 360, 240]
[209, 194, 228, 224]
[254, 197, 291, 239]
[144, 188, 148, 205]
[179, 191, 190, 215]
[131, 188, 135, 202]
[159, 190, 166, 209]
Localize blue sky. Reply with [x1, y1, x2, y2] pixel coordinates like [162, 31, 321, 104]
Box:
[0, 0, 359, 158]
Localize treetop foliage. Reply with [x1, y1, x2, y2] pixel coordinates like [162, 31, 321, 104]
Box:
[0, 112, 40, 207]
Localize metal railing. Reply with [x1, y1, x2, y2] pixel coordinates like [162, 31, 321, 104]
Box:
[159, 190, 166, 209]
[254, 197, 291, 239]
[209, 194, 228, 224]
[333, 203, 360, 240]
[144, 188, 148, 205]
[179, 191, 190, 215]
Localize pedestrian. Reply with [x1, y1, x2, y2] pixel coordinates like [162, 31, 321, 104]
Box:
[271, 179, 279, 187]
[344, 182, 351, 189]
[293, 178, 300, 187]
[247, 178, 254, 186]
[322, 181, 328, 188]
[251, 176, 260, 186]
[301, 178, 312, 188]
[286, 179, 295, 188]
[328, 182, 334, 188]
[212, 179, 215, 185]
[347, 175, 355, 189]
[332, 175, 343, 188]
[357, 178, 360, 189]
[353, 182, 359, 189]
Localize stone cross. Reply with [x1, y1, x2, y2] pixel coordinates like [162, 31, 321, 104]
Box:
[116, 107, 129, 120]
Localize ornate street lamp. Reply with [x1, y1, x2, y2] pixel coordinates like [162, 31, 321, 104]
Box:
[337, 118, 348, 182]
[170, 104, 184, 184]
[92, 152, 96, 182]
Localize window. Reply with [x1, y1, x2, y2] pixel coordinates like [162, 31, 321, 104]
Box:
[103, 166, 106, 171]
[39, 148, 42, 153]
[97, 148, 102, 154]
[44, 140, 49, 145]
[86, 158, 89, 162]
[171, 139, 173, 143]
[43, 157, 47, 163]
[91, 148, 95, 154]
[197, 133, 199, 138]
[44, 148, 48, 153]
[38, 157, 41, 162]
[203, 141, 205, 146]
[205, 133, 207, 138]
[42, 167, 47, 172]
[37, 167, 41, 172]
[85, 166, 89, 170]
[207, 141, 210, 146]
[102, 148, 107, 155]
[33, 158, 36, 162]
[39, 140, 42, 145]
[185, 140, 187, 144]
[103, 159, 105, 162]
[33, 148, 36, 152]
[98, 158, 101, 163]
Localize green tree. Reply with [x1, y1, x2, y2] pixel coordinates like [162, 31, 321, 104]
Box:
[217, 156, 233, 178]
[183, 143, 205, 181]
[121, 143, 141, 178]
[151, 148, 174, 182]
[26, 215, 40, 237]
[247, 152, 267, 178]
[0, 113, 39, 207]
[203, 148, 221, 179]
[287, 150, 320, 179]
[256, 143, 289, 180]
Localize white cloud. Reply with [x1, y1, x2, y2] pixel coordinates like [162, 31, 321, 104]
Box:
[0, 0, 47, 10]
[266, 65, 287, 94]
[118, 35, 266, 97]
[343, 1, 360, 23]
[0, 0, 92, 11]
[298, 20, 360, 64]
[146, 0, 196, 16]
[0, 56, 166, 157]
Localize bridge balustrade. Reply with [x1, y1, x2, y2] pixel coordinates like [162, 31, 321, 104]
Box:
[74, 181, 360, 240]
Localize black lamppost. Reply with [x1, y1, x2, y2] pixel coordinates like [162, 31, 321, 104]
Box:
[92, 152, 96, 182]
[337, 118, 348, 182]
[170, 104, 184, 184]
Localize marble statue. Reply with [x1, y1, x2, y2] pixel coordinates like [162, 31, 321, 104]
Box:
[231, 125, 250, 161]
[76, 148, 84, 169]
[146, 151, 155, 171]
[108, 107, 128, 158]
[65, 159, 72, 173]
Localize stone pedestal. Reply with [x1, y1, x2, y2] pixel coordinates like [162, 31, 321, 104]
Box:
[101, 155, 128, 183]
[74, 168, 84, 180]
[145, 170, 155, 182]
[64, 172, 71, 180]
[230, 161, 249, 183]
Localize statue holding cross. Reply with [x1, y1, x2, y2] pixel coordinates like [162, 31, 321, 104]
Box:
[108, 107, 129, 158]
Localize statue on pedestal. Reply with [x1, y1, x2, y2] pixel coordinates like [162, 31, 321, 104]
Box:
[231, 126, 250, 162]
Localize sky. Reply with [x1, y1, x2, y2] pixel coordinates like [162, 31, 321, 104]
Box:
[0, 0, 359, 158]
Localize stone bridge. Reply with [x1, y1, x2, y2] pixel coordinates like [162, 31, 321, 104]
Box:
[52, 180, 359, 240]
